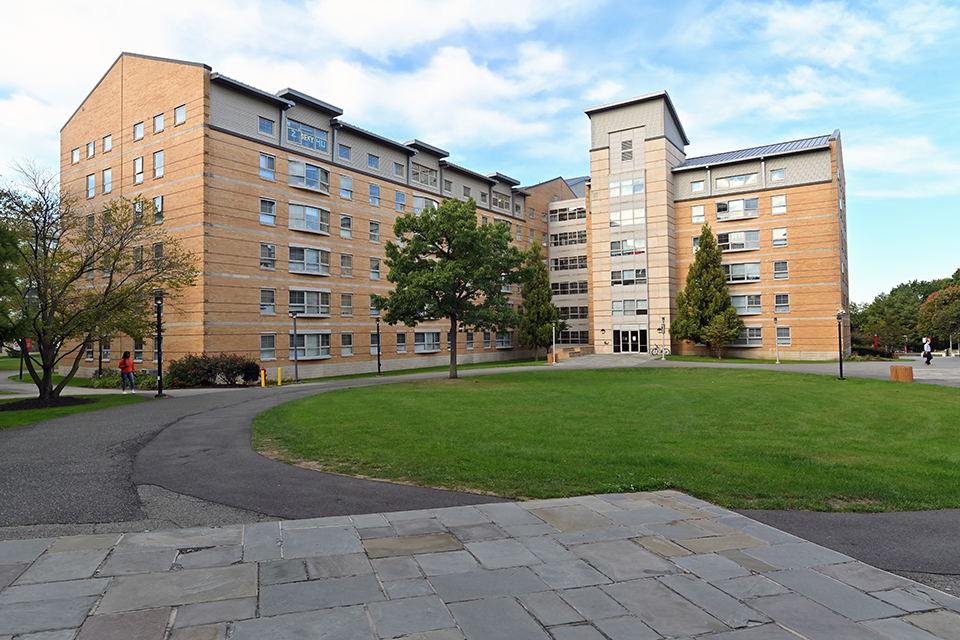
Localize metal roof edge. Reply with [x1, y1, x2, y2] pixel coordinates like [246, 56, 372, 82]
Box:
[277, 88, 343, 117]
[211, 73, 294, 109]
[332, 120, 414, 155]
[406, 139, 450, 158]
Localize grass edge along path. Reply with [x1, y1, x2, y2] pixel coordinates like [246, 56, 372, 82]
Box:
[253, 368, 960, 512]
[0, 394, 148, 431]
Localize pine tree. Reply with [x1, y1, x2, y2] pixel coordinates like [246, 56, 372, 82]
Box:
[670, 223, 744, 358]
[518, 242, 564, 361]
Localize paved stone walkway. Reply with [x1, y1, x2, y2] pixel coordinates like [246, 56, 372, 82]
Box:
[3, 491, 960, 640]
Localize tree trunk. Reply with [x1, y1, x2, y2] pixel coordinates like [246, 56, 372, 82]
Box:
[449, 315, 458, 379]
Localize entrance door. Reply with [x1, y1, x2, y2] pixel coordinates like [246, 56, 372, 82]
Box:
[614, 330, 640, 353]
[639, 329, 648, 353]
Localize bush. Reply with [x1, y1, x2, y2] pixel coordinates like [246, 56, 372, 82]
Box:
[166, 353, 262, 388]
[851, 346, 885, 358]
[90, 369, 158, 390]
[242, 360, 262, 384]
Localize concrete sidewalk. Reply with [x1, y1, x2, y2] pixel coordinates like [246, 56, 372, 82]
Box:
[3, 491, 960, 640]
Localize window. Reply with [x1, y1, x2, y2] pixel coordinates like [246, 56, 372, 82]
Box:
[465, 331, 474, 349]
[258, 117, 274, 135]
[290, 333, 330, 358]
[371, 333, 380, 355]
[341, 293, 353, 316]
[153, 150, 164, 178]
[261, 334, 276, 360]
[101, 341, 111, 361]
[370, 257, 381, 280]
[775, 293, 790, 313]
[492, 192, 509, 209]
[369, 184, 381, 206]
[609, 208, 645, 227]
[496, 332, 513, 348]
[481, 216, 488, 225]
[609, 177, 644, 197]
[287, 119, 327, 152]
[550, 255, 588, 271]
[260, 154, 275, 180]
[464, 186, 472, 199]
[717, 230, 760, 252]
[86, 174, 95, 198]
[691, 204, 704, 224]
[774, 260, 789, 280]
[133, 340, 144, 362]
[611, 269, 646, 286]
[152, 242, 164, 270]
[549, 207, 587, 222]
[134, 122, 144, 140]
[134, 156, 144, 184]
[132, 246, 143, 272]
[412, 163, 437, 187]
[289, 204, 330, 233]
[154, 113, 164, 133]
[722, 262, 761, 283]
[447, 331, 452, 350]
[551, 281, 588, 296]
[732, 327, 763, 347]
[610, 239, 645, 257]
[559, 331, 590, 345]
[289, 160, 330, 191]
[132, 202, 143, 228]
[415, 331, 441, 352]
[776, 326, 792, 346]
[611, 300, 648, 316]
[103, 135, 112, 153]
[260, 199, 277, 225]
[515, 203, 522, 215]
[97, 168, 111, 195]
[260, 289, 276, 315]
[153, 196, 163, 224]
[338, 144, 351, 160]
[716, 198, 759, 221]
[289, 290, 330, 316]
[771, 169, 785, 181]
[340, 175, 353, 199]
[260, 243, 276, 269]
[175, 104, 186, 125]
[369, 220, 380, 242]
[444, 180, 453, 193]
[413, 196, 439, 214]
[340, 215, 352, 238]
[772, 194, 787, 215]
[483, 331, 491, 348]
[559, 306, 589, 320]
[341, 333, 354, 356]
[71, 148, 80, 164]
[340, 253, 353, 277]
[691, 180, 704, 192]
[397, 332, 406, 353]
[396, 191, 406, 212]
[731, 294, 761, 314]
[516, 225, 522, 242]
[87, 141, 95, 158]
[394, 162, 405, 177]
[480, 192, 488, 204]
[289, 246, 330, 274]
[368, 154, 379, 169]
[772, 227, 787, 247]
[715, 173, 758, 189]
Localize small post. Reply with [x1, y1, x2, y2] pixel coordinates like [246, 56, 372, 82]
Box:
[376, 317, 382, 376]
[289, 310, 300, 383]
[154, 291, 167, 398]
[278, 367, 281, 386]
[837, 308, 846, 381]
[774, 316, 780, 364]
[660, 317, 666, 361]
[260, 367, 266, 388]
[552, 323, 556, 365]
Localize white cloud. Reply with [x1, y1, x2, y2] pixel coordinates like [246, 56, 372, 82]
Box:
[844, 134, 960, 197]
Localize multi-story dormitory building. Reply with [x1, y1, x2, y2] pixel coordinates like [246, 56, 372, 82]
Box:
[61, 55, 848, 378]
[60, 53, 549, 378]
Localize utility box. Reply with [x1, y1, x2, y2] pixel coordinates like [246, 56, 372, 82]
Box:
[890, 366, 914, 383]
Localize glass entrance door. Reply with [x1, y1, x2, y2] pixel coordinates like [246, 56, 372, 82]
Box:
[613, 330, 640, 353]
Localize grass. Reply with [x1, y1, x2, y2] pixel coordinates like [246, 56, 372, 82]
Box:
[293, 357, 551, 383]
[3, 371, 92, 388]
[253, 368, 960, 512]
[0, 394, 149, 431]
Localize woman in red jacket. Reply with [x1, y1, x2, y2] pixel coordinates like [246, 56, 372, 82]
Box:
[119, 351, 136, 393]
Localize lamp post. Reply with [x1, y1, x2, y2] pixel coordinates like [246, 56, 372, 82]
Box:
[774, 317, 780, 364]
[154, 291, 167, 398]
[376, 317, 382, 376]
[836, 308, 846, 381]
[660, 317, 666, 361]
[904, 335, 908, 355]
[289, 310, 300, 383]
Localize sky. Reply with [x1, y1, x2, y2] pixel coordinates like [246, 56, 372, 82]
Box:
[1, 0, 957, 304]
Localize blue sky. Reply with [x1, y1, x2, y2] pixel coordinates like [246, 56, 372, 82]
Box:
[1, 0, 957, 303]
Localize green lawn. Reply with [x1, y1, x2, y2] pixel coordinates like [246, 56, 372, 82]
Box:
[0, 394, 149, 430]
[293, 357, 551, 383]
[253, 368, 960, 512]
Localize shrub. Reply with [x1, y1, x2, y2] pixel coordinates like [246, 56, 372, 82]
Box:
[166, 353, 261, 388]
[851, 346, 885, 358]
[242, 360, 262, 384]
[90, 369, 158, 390]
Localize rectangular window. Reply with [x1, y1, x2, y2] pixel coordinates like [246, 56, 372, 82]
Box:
[549, 207, 588, 222]
[370, 298, 381, 318]
[413, 196, 438, 214]
[340, 215, 352, 238]
[530, 229, 535, 243]
[609, 208, 645, 227]
[716, 198, 759, 221]
[483, 331, 491, 348]
[370, 332, 381, 355]
[610, 269, 647, 286]
[775, 293, 790, 313]
[260, 199, 276, 225]
[153, 150, 164, 178]
[716, 173, 758, 190]
[133, 340, 144, 362]
[260, 154, 275, 180]
[492, 192, 509, 209]
[609, 177, 645, 198]
[289, 246, 330, 274]
[340, 253, 353, 277]
[774, 260, 789, 280]
[516, 225, 522, 241]
[341, 333, 354, 356]
[132, 245, 143, 273]
[395, 191, 406, 212]
[397, 332, 407, 353]
[338, 144, 351, 160]
[340, 175, 353, 199]
[610, 239, 645, 257]
[134, 122, 144, 140]
[341, 293, 353, 316]
[260, 243, 276, 269]
[414, 331, 441, 352]
[560, 306, 591, 319]
[101, 168, 112, 194]
[550, 256, 588, 271]
[771, 169, 785, 181]
[152, 242, 164, 270]
[369, 220, 381, 242]
[289, 290, 330, 316]
[777, 326, 792, 346]
[717, 230, 760, 252]
[465, 331, 474, 349]
[480, 192, 488, 204]
[610, 300, 648, 316]
[86, 174, 95, 198]
[154, 113, 164, 133]
[289, 160, 330, 191]
[772, 194, 787, 215]
[290, 333, 331, 358]
[370, 257, 381, 280]
[691, 204, 704, 224]
[732, 327, 763, 347]
[103, 135, 113, 152]
[772, 227, 787, 247]
[412, 163, 438, 187]
[496, 332, 513, 348]
[731, 294, 762, 314]
[286, 119, 327, 152]
[721, 262, 761, 283]
[260, 334, 276, 360]
[368, 154, 379, 169]
[87, 141, 95, 158]
[551, 281, 589, 296]
[394, 162, 404, 177]
[71, 148, 80, 164]
[691, 180, 704, 192]
[369, 183, 381, 206]
[175, 104, 186, 125]
[260, 289, 276, 315]
[258, 117, 274, 135]
[134, 156, 144, 184]
[289, 204, 330, 233]
[444, 179, 453, 193]
[463, 186, 471, 199]
[153, 196, 163, 224]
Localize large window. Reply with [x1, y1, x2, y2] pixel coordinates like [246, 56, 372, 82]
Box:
[610, 208, 645, 227]
[412, 163, 437, 187]
[175, 104, 186, 125]
[717, 198, 759, 221]
[370, 257, 381, 280]
[396, 191, 406, 212]
[559, 306, 589, 320]
[551, 281, 588, 296]
[289, 290, 330, 316]
[691, 204, 705, 224]
[610, 239, 645, 257]
[370, 332, 380, 355]
[290, 333, 330, 358]
[102, 168, 112, 194]
[397, 332, 407, 353]
[550, 256, 588, 271]
[612, 299, 648, 316]
[496, 331, 513, 348]
[338, 144, 351, 160]
[731, 294, 761, 314]
[289, 246, 330, 274]
[775, 293, 790, 313]
[103, 135, 112, 152]
[289, 160, 329, 192]
[153, 150, 164, 178]
[340, 254, 353, 277]
[260, 199, 276, 225]
[341, 333, 353, 356]
[413, 195, 439, 214]
[287, 119, 327, 152]
[609, 176, 644, 197]
[716, 173, 758, 190]
[260, 289, 276, 315]
[154, 113, 164, 133]
[341, 293, 353, 316]
[133, 157, 144, 185]
[732, 327, 763, 346]
[153, 196, 163, 224]
[86, 174, 95, 199]
[260, 243, 276, 270]
[415, 331, 441, 352]
[260, 154, 275, 180]
[368, 154, 379, 169]
[776, 326, 792, 346]
[611, 269, 646, 286]
[258, 117, 274, 135]
[772, 227, 788, 247]
[772, 194, 787, 215]
[340, 175, 353, 200]
[369, 220, 381, 242]
[549, 207, 587, 222]
[774, 260, 789, 280]
[771, 168, 785, 182]
[289, 204, 330, 233]
[722, 262, 761, 283]
[559, 331, 590, 345]
[550, 231, 587, 247]
[134, 121, 144, 140]
[717, 230, 760, 252]
[340, 215, 352, 238]
[260, 334, 276, 360]
[492, 192, 509, 209]
[369, 184, 381, 206]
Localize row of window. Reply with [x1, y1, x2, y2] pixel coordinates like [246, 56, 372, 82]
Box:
[610, 208, 644, 227]
[551, 256, 588, 272]
[610, 239, 645, 257]
[259, 243, 382, 279]
[690, 169, 785, 194]
[84, 150, 164, 198]
[731, 293, 791, 315]
[550, 231, 586, 247]
[558, 306, 588, 320]
[691, 195, 787, 224]
[731, 326, 792, 347]
[551, 281, 588, 296]
[721, 260, 789, 283]
[549, 207, 587, 223]
[71, 105, 186, 165]
[693, 227, 788, 253]
[259, 329, 514, 360]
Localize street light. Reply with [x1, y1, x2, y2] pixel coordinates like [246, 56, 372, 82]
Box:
[836, 308, 846, 381]
[288, 310, 300, 383]
[376, 317, 382, 376]
[774, 317, 780, 364]
[154, 291, 167, 398]
[660, 317, 666, 361]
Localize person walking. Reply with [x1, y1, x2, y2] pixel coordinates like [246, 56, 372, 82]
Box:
[923, 338, 933, 366]
[119, 351, 136, 393]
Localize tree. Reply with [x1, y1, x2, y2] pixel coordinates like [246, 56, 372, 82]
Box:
[0, 224, 19, 347]
[670, 223, 744, 358]
[373, 198, 526, 379]
[0, 163, 198, 399]
[518, 242, 565, 361]
[918, 286, 960, 347]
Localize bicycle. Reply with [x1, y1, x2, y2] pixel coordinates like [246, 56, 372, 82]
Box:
[650, 344, 670, 357]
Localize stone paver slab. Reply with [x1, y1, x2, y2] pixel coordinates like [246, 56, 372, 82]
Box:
[415, 550, 481, 576]
[372, 556, 422, 581]
[258, 558, 306, 585]
[281, 524, 363, 558]
[717, 549, 779, 573]
[635, 535, 690, 558]
[448, 523, 507, 542]
[169, 624, 227, 640]
[740, 542, 851, 570]
[392, 519, 447, 536]
[0, 563, 29, 591]
[116, 527, 242, 552]
[368, 595, 456, 639]
[863, 618, 945, 640]
[176, 545, 242, 570]
[359, 526, 397, 540]
[592, 615, 661, 640]
[384, 578, 435, 599]
[465, 538, 542, 569]
[529, 506, 617, 533]
[97, 563, 257, 614]
[520, 536, 577, 563]
[673, 553, 751, 582]
[552, 527, 637, 546]
[714, 517, 801, 545]
[903, 610, 960, 640]
[305, 552, 373, 579]
[573, 540, 677, 580]
[393, 630, 465, 640]
[432, 506, 491, 527]
[748, 593, 889, 640]
[531, 560, 612, 590]
[548, 624, 607, 639]
[518, 591, 585, 626]
[872, 588, 940, 613]
[767, 568, 902, 621]
[559, 586, 629, 620]
[602, 579, 728, 637]
[448, 596, 551, 640]
[172, 597, 257, 628]
[713, 575, 791, 600]
[429, 567, 549, 602]
[0, 577, 109, 604]
[364, 533, 463, 558]
[281, 515, 352, 529]
[240, 521, 281, 562]
[18, 630, 82, 640]
[48, 534, 121, 553]
[905, 585, 960, 614]
[14, 548, 110, 584]
[0, 539, 55, 565]
[98, 549, 178, 576]
[259, 574, 385, 616]
[476, 503, 547, 526]
[351, 513, 389, 528]
[0, 596, 99, 635]
[230, 605, 375, 640]
[604, 506, 691, 527]
[659, 573, 770, 628]
[675, 533, 767, 554]
[644, 520, 711, 540]
[76, 607, 171, 640]
[816, 561, 915, 592]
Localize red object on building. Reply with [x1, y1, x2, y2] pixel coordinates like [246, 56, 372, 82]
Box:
[874, 334, 879, 350]
[25, 339, 33, 352]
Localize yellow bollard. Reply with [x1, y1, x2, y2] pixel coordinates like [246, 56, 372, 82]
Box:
[260, 368, 266, 388]
[278, 367, 281, 386]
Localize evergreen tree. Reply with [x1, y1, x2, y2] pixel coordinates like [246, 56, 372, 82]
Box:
[670, 223, 744, 358]
[518, 242, 565, 361]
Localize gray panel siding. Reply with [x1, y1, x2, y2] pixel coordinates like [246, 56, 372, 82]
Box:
[590, 99, 665, 148]
[210, 83, 282, 144]
[766, 150, 832, 189]
[284, 106, 334, 162]
[674, 168, 708, 201]
[445, 173, 488, 202]
[662, 106, 687, 152]
[334, 130, 407, 179]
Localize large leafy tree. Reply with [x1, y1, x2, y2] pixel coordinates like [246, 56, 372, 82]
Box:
[918, 286, 960, 347]
[518, 242, 565, 361]
[374, 197, 526, 379]
[0, 164, 198, 399]
[0, 224, 19, 347]
[670, 223, 744, 358]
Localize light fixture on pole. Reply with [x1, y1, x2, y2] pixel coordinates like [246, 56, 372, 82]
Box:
[376, 317, 382, 376]
[289, 310, 300, 383]
[154, 290, 167, 398]
[661, 317, 667, 361]
[836, 308, 846, 381]
[774, 317, 780, 364]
